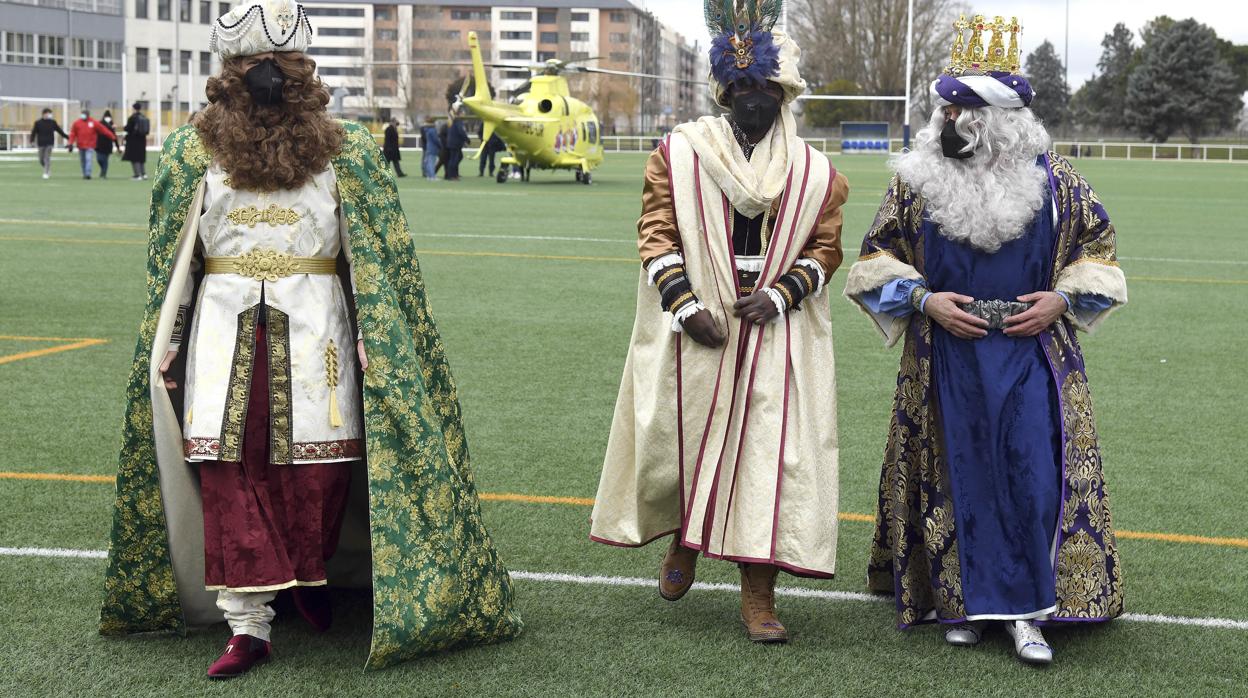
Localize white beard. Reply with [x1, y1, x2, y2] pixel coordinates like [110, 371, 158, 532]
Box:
[892, 106, 1051, 253]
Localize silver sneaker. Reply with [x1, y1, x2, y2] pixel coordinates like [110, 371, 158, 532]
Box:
[944, 621, 986, 646]
[1005, 620, 1054, 665]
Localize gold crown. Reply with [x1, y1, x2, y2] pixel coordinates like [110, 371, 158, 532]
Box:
[946, 14, 1021, 75]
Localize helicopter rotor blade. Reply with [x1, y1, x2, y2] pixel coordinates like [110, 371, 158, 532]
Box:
[576, 66, 708, 85]
[560, 55, 604, 65]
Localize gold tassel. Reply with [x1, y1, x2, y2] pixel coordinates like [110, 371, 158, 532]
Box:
[325, 340, 342, 428]
[186, 406, 193, 425]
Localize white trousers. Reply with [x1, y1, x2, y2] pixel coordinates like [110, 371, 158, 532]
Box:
[216, 590, 277, 642]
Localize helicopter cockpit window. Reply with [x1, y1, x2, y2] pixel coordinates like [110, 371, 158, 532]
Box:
[538, 99, 553, 114]
[587, 121, 599, 145]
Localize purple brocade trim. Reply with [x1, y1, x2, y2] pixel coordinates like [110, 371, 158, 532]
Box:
[710, 28, 781, 89]
[934, 72, 1035, 108]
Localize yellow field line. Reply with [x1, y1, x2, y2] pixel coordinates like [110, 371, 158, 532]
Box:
[1, 471, 1243, 548]
[0, 337, 108, 366]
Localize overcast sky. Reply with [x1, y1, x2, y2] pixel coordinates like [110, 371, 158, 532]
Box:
[639, 0, 1248, 89]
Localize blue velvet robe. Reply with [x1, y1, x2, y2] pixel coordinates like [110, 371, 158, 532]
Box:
[854, 152, 1125, 627]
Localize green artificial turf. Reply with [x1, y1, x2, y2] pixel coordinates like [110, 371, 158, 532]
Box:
[0, 148, 1245, 696]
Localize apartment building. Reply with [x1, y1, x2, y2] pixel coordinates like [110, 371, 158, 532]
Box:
[0, 0, 125, 127]
[2, 0, 709, 134]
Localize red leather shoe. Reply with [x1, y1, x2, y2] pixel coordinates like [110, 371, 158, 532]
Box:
[206, 634, 271, 679]
[292, 586, 332, 633]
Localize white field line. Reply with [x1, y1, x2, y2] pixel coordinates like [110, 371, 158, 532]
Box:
[5, 546, 1246, 631]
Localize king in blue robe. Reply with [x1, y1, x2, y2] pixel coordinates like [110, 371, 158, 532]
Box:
[844, 22, 1129, 664]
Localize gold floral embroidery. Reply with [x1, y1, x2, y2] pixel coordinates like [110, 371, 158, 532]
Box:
[219, 307, 258, 462]
[226, 203, 302, 228]
[267, 307, 293, 465]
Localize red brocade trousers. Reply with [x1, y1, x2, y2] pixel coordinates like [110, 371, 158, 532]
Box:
[201, 323, 353, 591]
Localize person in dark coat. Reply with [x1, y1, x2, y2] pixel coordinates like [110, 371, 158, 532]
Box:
[96, 110, 117, 179]
[478, 131, 505, 177]
[444, 117, 468, 181]
[382, 117, 406, 177]
[122, 102, 151, 180]
[419, 117, 441, 180]
[435, 120, 449, 176]
[30, 108, 70, 179]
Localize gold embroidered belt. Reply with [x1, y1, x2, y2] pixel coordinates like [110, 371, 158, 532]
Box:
[204, 249, 337, 282]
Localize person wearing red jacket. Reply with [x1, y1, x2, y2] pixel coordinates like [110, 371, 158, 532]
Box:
[67, 109, 117, 180]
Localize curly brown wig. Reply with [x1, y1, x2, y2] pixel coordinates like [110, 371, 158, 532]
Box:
[194, 52, 344, 192]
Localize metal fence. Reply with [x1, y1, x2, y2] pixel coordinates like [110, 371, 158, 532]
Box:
[4, 129, 1247, 163]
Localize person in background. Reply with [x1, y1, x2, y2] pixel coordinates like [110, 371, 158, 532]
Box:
[435, 119, 449, 176]
[96, 110, 117, 179]
[478, 131, 504, 178]
[122, 102, 151, 180]
[30, 108, 69, 179]
[67, 109, 117, 180]
[382, 117, 406, 177]
[419, 117, 440, 180]
[444, 115, 467, 181]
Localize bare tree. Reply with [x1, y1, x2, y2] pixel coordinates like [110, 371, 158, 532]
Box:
[790, 0, 968, 125]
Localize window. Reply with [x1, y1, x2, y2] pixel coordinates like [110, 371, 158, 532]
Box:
[610, 11, 627, 22]
[304, 7, 364, 17]
[540, 32, 558, 43]
[609, 32, 627, 43]
[374, 6, 391, 21]
[218, 1, 229, 15]
[179, 49, 191, 73]
[136, 0, 147, 19]
[500, 51, 529, 60]
[570, 32, 589, 42]
[500, 31, 531, 40]
[199, 50, 210, 74]
[609, 52, 629, 63]
[4, 32, 34, 65]
[136, 46, 149, 72]
[450, 10, 488, 20]
[373, 47, 393, 60]
[320, 27, 366, 37]
[198, 0, 210, 23]
[501, 11, 530, 20]
[375, 86, 394, 97]
[308, 47, 365, 57]
[157, 0, 170, 20]
[375, 67, 397, 80]
[538, 10, 555, 24]
[571, 11, 589, 22]
[376, 29, 397, 41]
[67, 38, 122, 70]
[158, 48, 172, 73]
[38, 35, 65, 66]
[179, 0, 190, 22]
[441, 30, 461, 40]
[537, 51, 556, 61]
[569, 51, 589, 61]
[318, 66, 363, 76]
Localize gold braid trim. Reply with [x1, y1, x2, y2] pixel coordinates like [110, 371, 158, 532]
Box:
[774, 284, 794, 310]
[325, 339, 342, 428]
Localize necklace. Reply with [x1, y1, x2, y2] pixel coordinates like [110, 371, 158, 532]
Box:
[730, 119, 757, 161]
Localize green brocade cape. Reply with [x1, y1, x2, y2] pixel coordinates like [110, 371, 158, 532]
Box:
[99, 121, 522, 669]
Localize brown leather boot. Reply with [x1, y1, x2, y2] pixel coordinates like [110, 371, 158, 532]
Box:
[658, 537, 699, 601]
[739, 563, 787, 643]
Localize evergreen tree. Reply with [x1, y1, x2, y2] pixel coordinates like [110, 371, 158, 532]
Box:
[1023, 40, 1070, 129]
[1081, 24, 1136, 131]
[1125, 18, 1243, 143]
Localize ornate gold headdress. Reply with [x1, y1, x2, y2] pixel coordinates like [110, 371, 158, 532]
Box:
[945, 13, 1022, 76]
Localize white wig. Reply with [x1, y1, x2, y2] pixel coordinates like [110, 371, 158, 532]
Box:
[893, 106, 1052, 253]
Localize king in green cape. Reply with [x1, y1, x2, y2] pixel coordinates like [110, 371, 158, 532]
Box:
[98, 8, 520, 673]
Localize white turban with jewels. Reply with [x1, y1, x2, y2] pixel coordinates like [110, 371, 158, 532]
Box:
[209, 0, 313, 61]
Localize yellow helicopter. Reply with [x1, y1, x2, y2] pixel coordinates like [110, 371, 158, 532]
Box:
[396, 31, 701, 185]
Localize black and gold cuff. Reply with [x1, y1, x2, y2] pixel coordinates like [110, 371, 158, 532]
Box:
[171, 304, 190, 345]
[657, 265, 698, 315]
[775, 265, 815, 312]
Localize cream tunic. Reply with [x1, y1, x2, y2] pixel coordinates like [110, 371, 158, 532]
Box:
[178, 164, 363, 464]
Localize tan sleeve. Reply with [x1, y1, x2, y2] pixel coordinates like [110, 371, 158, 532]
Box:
[637, 148, 681, 266]
[801, 171, 849, 277]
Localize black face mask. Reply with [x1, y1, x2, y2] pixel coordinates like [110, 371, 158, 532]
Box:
[731, 90, 781, 134]
[940, 119, 973, 159]
[245, 58, 286, 106]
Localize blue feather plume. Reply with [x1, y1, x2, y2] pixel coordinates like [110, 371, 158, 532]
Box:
[709, 28, 781, 88]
